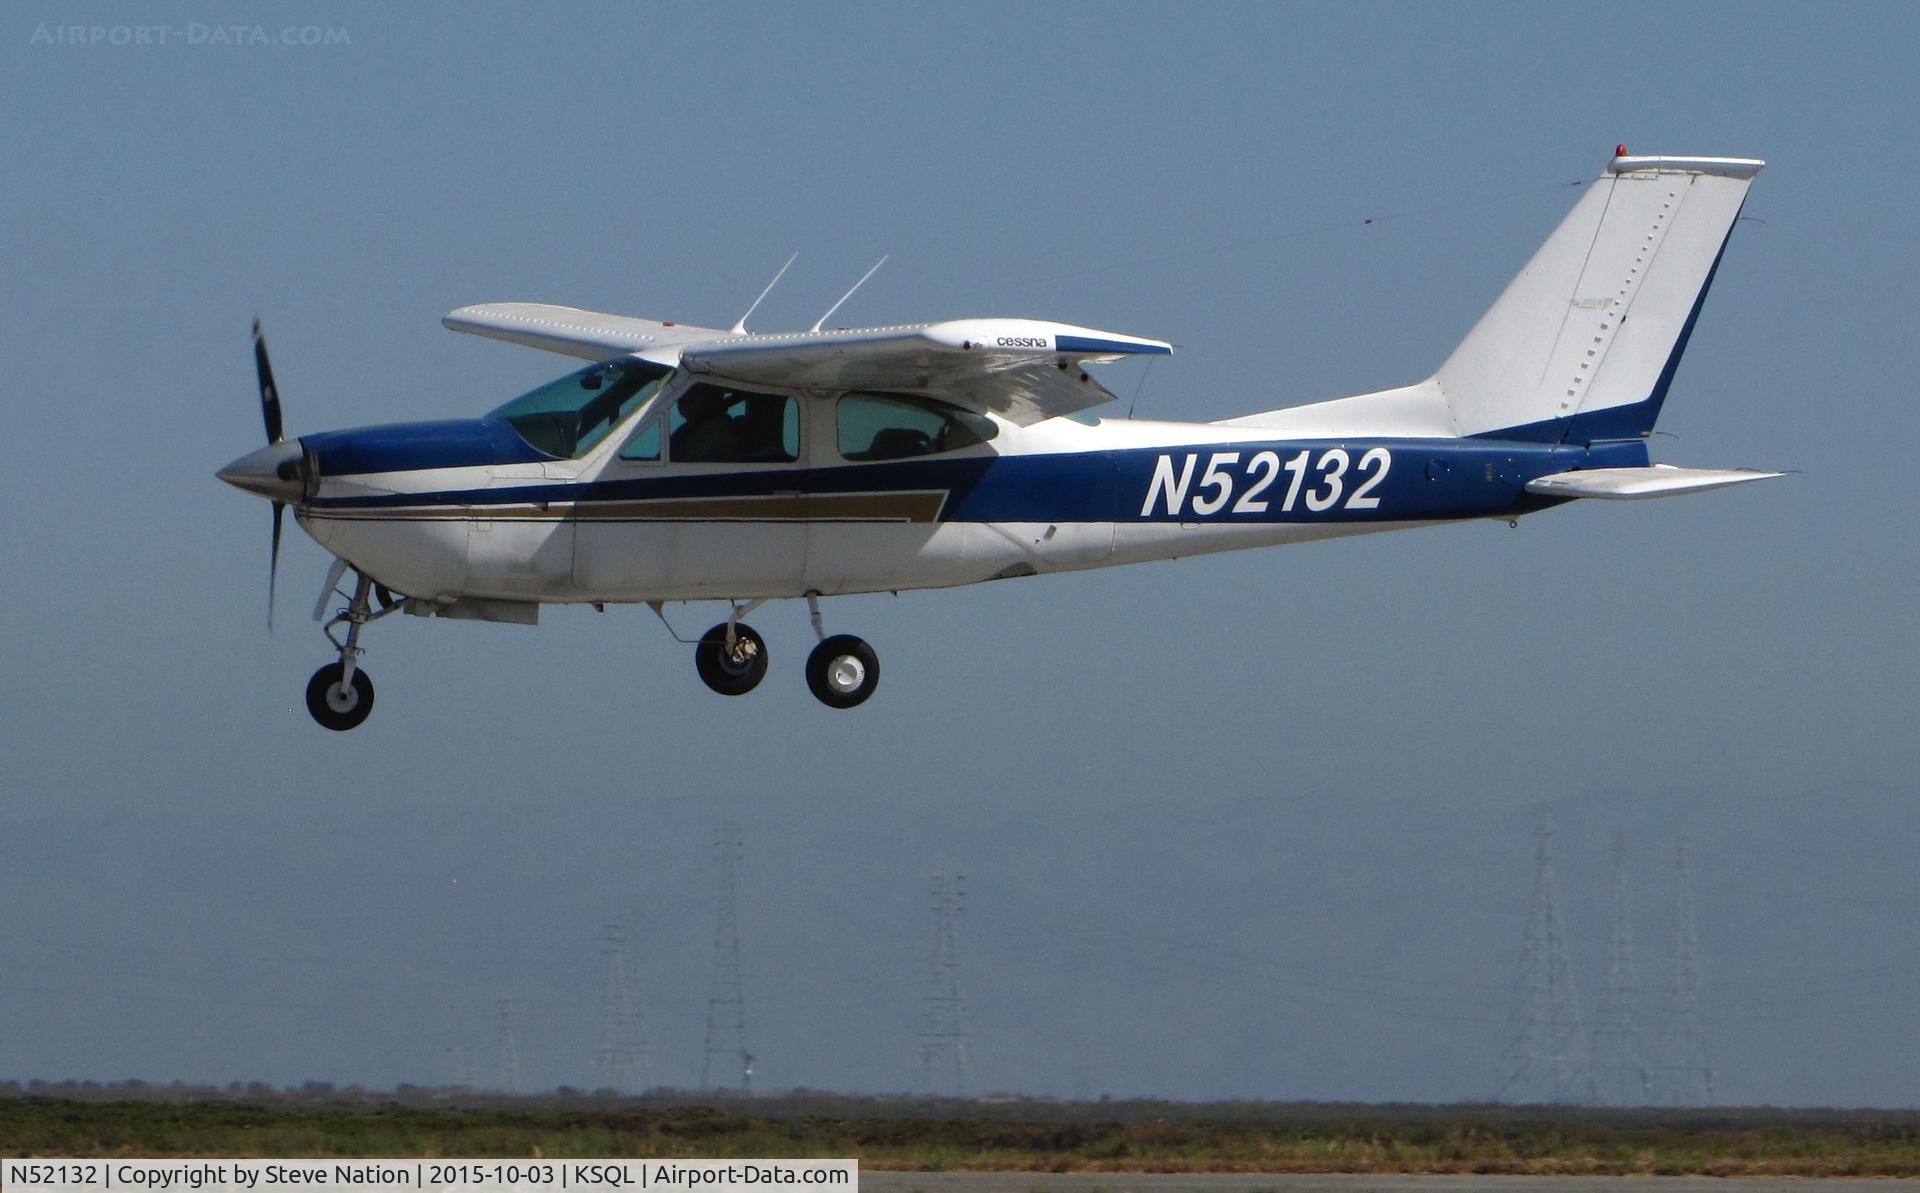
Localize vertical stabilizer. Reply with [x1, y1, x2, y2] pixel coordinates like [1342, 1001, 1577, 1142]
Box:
[1435, 154, 1763, 443]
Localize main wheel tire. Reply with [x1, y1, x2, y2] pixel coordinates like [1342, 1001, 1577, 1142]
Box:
[305, 661, 375, 731]
[695, 622, 768, 695]
[806, 634, 879, 709]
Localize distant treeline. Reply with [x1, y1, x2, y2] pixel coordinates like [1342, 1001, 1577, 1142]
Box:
[3, 1086, 1920, 1175]
[5, 1079, 1920, 1125]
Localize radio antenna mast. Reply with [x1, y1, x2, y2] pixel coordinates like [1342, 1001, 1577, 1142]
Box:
[809, 256, 887, 333]
[730, 253, 798, 335]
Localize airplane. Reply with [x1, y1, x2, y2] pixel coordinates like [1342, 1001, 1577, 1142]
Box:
[219, 150, 1778, 731]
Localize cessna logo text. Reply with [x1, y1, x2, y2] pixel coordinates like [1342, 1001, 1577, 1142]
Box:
[995, 336, 1048, 348]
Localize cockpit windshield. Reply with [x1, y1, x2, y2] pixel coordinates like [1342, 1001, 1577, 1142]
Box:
[488, 358, 672, 459]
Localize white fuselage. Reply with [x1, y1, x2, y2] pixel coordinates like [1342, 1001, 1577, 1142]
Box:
[291, 377, 1582, 611]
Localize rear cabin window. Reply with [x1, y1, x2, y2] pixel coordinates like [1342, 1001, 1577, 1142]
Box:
[836, 392, 997, 461]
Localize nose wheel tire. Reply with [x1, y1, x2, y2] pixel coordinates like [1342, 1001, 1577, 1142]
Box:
[696, 622, 769, 696]
[806, 634, 879, 709]
[305, 661, 375, 731]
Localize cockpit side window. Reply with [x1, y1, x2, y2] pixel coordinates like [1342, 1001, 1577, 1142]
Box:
[668, 384, 798, 464]
[488, 358, 672, 459]
[836, 392, 997, 461]
[617, 417, 661, 462]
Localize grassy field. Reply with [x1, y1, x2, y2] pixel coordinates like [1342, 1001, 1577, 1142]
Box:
[5, 1094, 1920, 1177]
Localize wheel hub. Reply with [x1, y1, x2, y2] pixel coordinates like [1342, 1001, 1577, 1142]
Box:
[696, 621, 769, 696]
[828, 655, 866, 693]
[326, 684, 360, 713]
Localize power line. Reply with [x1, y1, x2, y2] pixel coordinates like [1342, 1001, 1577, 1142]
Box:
[700, 822, 752, 1093]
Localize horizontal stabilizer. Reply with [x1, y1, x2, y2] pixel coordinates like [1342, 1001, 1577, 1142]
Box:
[1525, 464, 1783, 500]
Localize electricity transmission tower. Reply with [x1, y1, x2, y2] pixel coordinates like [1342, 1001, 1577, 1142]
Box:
[1497, 806, 1591, 1104]
[700, 822, 753, 1092]
[444, 1044, 473, 1091]
[918, 871, 970, 1095]
[592, 917, 652, 1093]
[1658, 838, 1715, 1105]
[496, 997, 522, 1093]
[1590, 834, 1652, 1105]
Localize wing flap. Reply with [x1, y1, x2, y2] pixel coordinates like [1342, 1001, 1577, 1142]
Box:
[1525, 464, 1783, 500]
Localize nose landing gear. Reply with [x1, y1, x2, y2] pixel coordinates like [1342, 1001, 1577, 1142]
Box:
[306, 568, 405, 731]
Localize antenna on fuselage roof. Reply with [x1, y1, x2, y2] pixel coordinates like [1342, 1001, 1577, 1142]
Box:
[809, 256, 888, 333]
[729, 252, 799, 335]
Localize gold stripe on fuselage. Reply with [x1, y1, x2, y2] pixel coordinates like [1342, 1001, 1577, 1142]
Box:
[307, 490, 949, 524]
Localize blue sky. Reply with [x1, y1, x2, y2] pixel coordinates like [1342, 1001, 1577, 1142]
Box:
[1, 1, 1915, 1106]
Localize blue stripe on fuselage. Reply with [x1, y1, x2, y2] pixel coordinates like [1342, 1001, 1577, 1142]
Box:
[305, 438, 1648, 523]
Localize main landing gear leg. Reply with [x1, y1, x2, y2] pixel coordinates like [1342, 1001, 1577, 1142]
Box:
[307, 571, 384, 731]
[695, 599, 769, 696]
[803, 592, 880, 710]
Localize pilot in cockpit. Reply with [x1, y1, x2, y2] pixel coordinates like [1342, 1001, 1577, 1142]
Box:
[671, 389, 743, 462]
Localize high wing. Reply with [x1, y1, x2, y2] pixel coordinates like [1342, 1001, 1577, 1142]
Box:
[442, 303, 730, 361]
[682, 319, 1171, 426]
[445, 305, 1173, 426]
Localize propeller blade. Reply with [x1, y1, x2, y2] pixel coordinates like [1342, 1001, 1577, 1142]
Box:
[313, 556, 349, 622]
[269, 501, 284, 632]
[252, 318, 284, 445]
